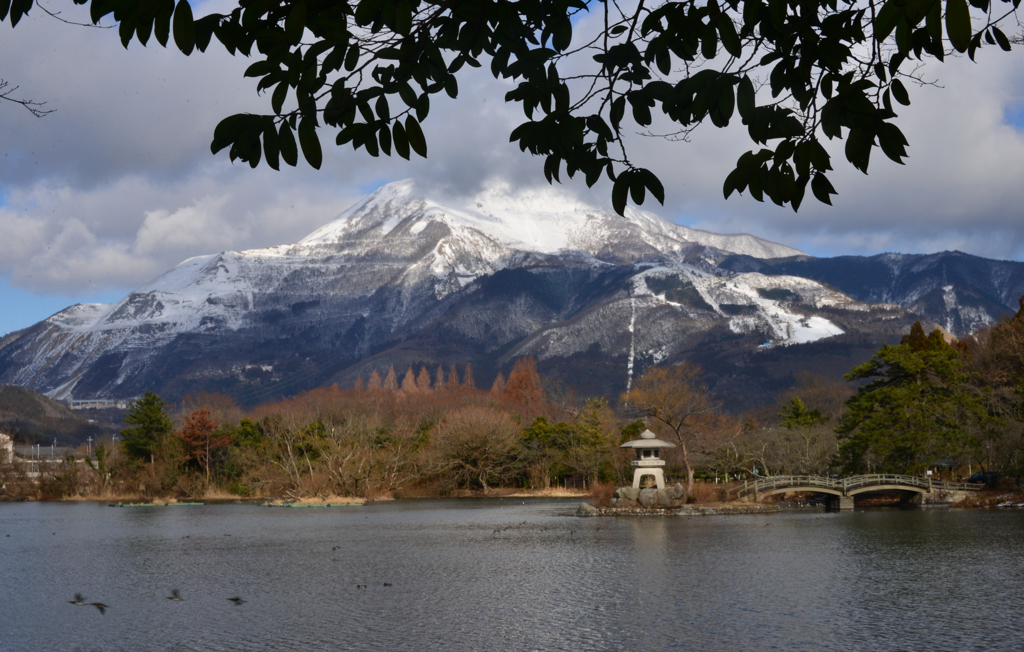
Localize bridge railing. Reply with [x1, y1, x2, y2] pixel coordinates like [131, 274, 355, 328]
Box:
[729, 474, 984, 497]
[931, 479, 986, 491]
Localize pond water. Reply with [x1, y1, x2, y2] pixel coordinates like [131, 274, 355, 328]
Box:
[0, 499, 1022, 651]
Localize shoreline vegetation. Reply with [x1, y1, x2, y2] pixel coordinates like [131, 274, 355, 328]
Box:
[5, 314, 1024, 507]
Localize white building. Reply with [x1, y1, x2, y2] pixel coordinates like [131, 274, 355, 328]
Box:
[0, 432, 13, 462]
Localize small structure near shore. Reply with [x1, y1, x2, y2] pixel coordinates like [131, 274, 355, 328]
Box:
[0, 432, 12, 461]
[620, 429, 675, 489]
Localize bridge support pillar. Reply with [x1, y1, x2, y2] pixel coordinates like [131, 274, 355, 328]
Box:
[900, 492, 922, 507]
[826, 495, 854, 511]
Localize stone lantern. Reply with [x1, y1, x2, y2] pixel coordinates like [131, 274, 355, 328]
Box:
[620, 429, 676, 489]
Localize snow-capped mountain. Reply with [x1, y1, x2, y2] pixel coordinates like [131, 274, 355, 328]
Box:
[720, 250, 1024, 336]
[0, 180, 971, 406]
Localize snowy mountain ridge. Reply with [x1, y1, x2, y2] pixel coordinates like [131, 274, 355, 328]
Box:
[0, 180, 968, 405]
[300, 179, 805, 259]
[51, 179, 804, 335]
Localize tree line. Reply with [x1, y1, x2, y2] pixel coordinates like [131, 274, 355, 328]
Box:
[4, 304, 1024, 501]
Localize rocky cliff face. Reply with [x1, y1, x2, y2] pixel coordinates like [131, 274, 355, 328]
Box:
[0, 180, 994, 408]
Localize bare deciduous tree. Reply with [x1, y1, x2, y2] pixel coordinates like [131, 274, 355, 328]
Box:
[624, 363, 716, 492]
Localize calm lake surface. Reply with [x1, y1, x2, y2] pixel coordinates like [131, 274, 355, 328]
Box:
[1, 499, 1022, 651]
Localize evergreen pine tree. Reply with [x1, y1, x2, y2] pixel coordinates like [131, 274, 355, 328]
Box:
[367, 370, 382, 390]
[836, 324, 987, 473]
[401, 366, 417, 392]
[503, 357, 546, 406]
[383, 366, 398, 392]
[416, 366, 432, 391]
[490, 372, 505, 395]
[120, 392, 174, 465]
[779, 397, 828, 429]
[447, 364, 460, 390]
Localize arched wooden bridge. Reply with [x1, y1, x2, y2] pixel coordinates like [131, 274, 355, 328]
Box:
[729, 474, 984, 510]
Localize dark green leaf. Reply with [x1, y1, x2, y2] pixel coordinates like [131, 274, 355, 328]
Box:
[718, 14, 742, 57]
[792, 174, 808, 211]
[945, 0, 971, 53]
[172, 0, 195, 55]
[611, 97, 626, 127]
[298, 118, 322, 169]
[612, 175, 629, 215]
[811, 172, 836, 205]
[279, 122, 298, 166]
[993, 26, 1011, 51]
[890, 78, 910, 105]
[639, 168, 665, 204]
[119, 16, 137, 48]
[9, 0, 31, 26]
[768, 0, 786, 28]
[285, 0, 306, 44]
[629, 176, 646, 205]
[723, 167, 743, 199]
[701, 26, 718, 60]
[874, 0, 903, 41]
[263, 122, 280, 170]
[354, 0, 379, 26]
[211, 114, 246, 154]
[375, 95, 389, 122]
[737, 76, 755, 120]
[272, 82, 288, 115]
[154, 4, 172, 46]
[136, 14, 153, 46]
[344, 44, 360, 71]
[443, 75, 458, 99]
[405, 116, 427, 157]
[395, 0, 412, 35]
[393, 120, 410, 160]
[552, 17, 572, 51]
[906, 0, 940, 23]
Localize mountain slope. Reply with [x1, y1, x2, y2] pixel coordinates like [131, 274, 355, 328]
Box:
[718, 250, 1024, 335]
[0, 385, 105, 445]
[0, 180, 961, 407]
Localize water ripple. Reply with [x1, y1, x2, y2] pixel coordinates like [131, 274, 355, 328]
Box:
[1, 501, 1021, 650]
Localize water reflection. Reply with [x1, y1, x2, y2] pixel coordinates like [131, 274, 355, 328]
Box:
[0, 501, 1021, 651]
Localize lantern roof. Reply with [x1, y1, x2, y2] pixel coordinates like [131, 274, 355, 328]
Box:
[620, 429, 676, 449]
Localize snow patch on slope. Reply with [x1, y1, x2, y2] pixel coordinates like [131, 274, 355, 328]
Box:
[633, 265, 849, 346]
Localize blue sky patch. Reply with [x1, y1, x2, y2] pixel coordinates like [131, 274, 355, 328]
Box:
[0, 277, 123, 338]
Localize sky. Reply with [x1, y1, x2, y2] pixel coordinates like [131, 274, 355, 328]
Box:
[3, 3, 1024, 336]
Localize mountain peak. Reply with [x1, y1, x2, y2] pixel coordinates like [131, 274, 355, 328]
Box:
[298, 179, 805, 260]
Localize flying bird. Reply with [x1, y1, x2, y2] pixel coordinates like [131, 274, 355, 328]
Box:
[168, 589, 183, 601]
[228, 597, 246, 605]
[69, 594, 86, 606]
